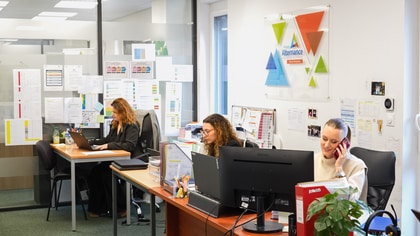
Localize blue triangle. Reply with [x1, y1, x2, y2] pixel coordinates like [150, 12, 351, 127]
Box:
[266, 52, 277, 69]
[265, 50, 289, 86]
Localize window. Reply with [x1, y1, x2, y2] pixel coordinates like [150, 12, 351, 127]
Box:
[213, 14, 228, 114]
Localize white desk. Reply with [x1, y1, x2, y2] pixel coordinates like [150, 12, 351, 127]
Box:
[51, 144, 131, 232]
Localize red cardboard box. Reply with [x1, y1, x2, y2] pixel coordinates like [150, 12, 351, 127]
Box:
[295, 184, 330, 236]
[295, 179, 350, 236]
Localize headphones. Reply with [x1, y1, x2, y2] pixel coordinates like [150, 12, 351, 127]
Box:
[364, 205, 401, 236]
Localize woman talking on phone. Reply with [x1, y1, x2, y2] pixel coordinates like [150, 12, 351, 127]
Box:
[314, 118, 367, 201]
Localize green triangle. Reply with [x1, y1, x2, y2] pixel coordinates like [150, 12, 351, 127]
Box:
[309, 77, 317, 87]
[305, 67, 310, 74]
[315, 55, 328, 73]
[272, 22, 287, 45]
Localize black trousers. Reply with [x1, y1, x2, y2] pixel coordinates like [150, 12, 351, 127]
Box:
[87, 161, 126, 215]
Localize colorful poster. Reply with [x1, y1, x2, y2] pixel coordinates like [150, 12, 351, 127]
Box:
[43, 65, 64, 91]
[265, 6, 330, 101]
[104, 61, 129, 79]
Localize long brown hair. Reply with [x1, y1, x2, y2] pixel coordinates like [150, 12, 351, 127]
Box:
[110, 98, 137, 129]
[203, 113, 241, 157]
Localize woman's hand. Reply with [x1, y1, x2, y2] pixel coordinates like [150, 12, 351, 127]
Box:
[96, 144, 108, 150]
[335, 142, 348, 169]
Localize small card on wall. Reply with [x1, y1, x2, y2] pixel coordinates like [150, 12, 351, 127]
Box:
[371, 81, 385, 96]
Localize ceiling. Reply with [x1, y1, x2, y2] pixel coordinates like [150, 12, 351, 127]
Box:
[0, 0, 153, 21]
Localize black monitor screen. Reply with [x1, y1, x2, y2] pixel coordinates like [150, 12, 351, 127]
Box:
[219, 146, 314, 214]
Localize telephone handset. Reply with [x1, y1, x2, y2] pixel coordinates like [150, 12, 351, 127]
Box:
[334, 137, 350, 159]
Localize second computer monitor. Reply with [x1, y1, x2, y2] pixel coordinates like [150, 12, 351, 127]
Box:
[218, 146, 314, 214]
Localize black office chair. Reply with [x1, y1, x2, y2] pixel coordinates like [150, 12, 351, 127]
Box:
[349, 146, 396, 211]
[244, 140, 259, 148]
[126, 109, 162, 224]
[36, 140, 88, 221]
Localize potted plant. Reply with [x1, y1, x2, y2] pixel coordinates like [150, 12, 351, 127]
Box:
[306, 187, 372, 236]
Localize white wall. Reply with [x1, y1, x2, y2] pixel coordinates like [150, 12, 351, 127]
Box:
[224, 0, 415, 233]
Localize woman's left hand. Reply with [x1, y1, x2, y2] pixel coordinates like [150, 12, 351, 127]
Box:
[335, 142, 348, 168]
[96, 144, 108, 150]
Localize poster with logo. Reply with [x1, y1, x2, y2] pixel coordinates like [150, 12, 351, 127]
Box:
[265, 6, 330, 101]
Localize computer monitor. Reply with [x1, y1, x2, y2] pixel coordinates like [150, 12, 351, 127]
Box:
[218, 146, 314, 233]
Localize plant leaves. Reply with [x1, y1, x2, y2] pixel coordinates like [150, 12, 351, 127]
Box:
[305, 186, 369, 236]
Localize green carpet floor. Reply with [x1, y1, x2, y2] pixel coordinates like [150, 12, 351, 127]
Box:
[0, 204, 166, 235]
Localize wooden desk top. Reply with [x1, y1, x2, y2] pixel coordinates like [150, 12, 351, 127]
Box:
[150, 187, 288, 236]
[51, 143, 130, 159]
[110, 166, 161, 190]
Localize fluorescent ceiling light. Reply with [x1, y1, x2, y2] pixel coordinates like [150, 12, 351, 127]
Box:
[55, 1, 97, 9]
[32, 16, 68, 21]
[0, 1, 9, 7]
[39, 11, 78, 17]
[0, 39, 18, 42]
[16, 26, 44, 31]
[0, 7, 3, 12]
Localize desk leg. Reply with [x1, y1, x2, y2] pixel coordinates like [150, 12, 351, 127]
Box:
[112, 171, 117, 236]
[71, 161, 76, 231]
[126, 183, 131, 225]
[151, 194, 156, 236]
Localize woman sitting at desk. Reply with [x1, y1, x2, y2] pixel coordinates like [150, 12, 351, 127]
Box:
[88, 97, 140, 218]
[201, 113, 242, 157]
[314, 118, 367, 201]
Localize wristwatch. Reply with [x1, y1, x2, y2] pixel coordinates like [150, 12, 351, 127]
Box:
[335, 169, 346, 178]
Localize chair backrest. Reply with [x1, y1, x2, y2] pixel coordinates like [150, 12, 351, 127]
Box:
[136, 109, 161, 152]
[244, 140, 259, 148]
[349, 146, 396, 211]
[36, 140, 57, 171]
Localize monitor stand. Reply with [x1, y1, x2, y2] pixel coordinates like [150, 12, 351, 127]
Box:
[242, 196, 284, 233]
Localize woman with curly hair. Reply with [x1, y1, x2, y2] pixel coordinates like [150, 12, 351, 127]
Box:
[88, 97, 140, 218]
[202, 113, 242, 157]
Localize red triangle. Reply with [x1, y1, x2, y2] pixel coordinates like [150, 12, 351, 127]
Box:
[295, 11, 325, 54]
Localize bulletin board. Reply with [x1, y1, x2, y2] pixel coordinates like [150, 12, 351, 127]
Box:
[264, 5, 330, 101]
[231, 105, 276, 149]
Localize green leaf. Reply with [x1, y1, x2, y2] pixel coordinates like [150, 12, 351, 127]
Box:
[305, 186, 368, 236]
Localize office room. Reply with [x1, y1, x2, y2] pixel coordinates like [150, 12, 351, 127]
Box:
[0, 0, 418, 235]
[203, 0, 416, 235]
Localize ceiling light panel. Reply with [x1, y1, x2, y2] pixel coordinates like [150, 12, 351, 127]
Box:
[0, 1, 8, 7]
[39, 11, 78, 17]
[32, 16, 68, 21]
[55, 1, 97, 9]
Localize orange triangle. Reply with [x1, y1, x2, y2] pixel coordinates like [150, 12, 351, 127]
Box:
[295, 11, 325, 54]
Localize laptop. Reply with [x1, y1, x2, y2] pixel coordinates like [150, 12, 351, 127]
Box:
[111, 159, 148, 170]
[69, 131, 100, 151]
[190, 151, 221, 200]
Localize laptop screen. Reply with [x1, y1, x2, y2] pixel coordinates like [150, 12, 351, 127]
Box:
[191, 151, 221, 200]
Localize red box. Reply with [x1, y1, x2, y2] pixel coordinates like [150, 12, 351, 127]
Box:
[295, 184, 330, 236]
[295, 179, 352, 236]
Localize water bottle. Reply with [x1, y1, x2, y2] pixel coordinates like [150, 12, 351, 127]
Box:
[52, 127, 60, 144]
[65, 129, 73, 145]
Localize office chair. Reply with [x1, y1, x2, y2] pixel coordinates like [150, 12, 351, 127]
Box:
[36, 140, 88, 221]
[349, 146, 396, 211]
[244, 139, 259, 148]
[126, 109, 162, 224]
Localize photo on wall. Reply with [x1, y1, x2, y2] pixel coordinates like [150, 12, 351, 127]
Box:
[371, 81, 385, 96]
